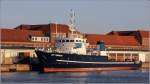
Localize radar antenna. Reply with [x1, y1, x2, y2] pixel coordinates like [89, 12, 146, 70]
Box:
[69, 9, 77, 32]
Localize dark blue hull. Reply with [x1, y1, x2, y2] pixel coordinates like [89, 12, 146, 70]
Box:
[35, 51, 142, 72]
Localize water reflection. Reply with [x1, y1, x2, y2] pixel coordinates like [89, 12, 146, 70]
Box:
[140, 69, 149, 73]
[1, 69, 149, 83]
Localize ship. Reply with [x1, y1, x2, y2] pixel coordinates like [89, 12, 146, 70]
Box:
[35, 41, 142, 72]
[35, 9, 142, 72]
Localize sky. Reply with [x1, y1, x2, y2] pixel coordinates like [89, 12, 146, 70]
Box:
[0, 0, 150, 34]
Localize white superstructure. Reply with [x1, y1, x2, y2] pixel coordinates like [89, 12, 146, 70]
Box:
[55, 36, 87, 55]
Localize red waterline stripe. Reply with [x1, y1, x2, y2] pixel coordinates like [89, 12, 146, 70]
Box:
[44, 67, 136, 72]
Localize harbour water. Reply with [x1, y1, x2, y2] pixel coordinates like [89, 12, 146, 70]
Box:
[1, 69, 149, 83]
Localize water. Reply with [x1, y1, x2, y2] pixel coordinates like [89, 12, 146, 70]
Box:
[1, 69, 149, 83]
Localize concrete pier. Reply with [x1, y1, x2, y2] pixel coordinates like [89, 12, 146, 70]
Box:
[141, 62, 149, 69]
[1, 64, 30, 72]
[1, 62, 149, 72]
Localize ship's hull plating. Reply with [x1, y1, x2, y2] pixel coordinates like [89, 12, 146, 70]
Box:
[35, 51, 142, 72]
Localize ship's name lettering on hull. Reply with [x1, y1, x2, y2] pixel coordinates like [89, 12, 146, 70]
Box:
[51, 54, 63, 57]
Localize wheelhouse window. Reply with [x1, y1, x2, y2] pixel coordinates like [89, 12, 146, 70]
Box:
[62, 40, 65, 42]
[66, 40, 69, 42]
[70, 40, 74, 42]
[32, 37, 34, 41]
[59, 40, 61, 42]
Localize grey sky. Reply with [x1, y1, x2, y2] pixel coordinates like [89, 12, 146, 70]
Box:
[0, 0, 150, 34]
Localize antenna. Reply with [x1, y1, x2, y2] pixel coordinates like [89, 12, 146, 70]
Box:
[69, 9, 76, 32]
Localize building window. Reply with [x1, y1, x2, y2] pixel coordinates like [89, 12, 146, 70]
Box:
[44, 38, 47, 42]
[109, 53, 116, 56]
[132, 53, 138, 56]
[117, 53, 124, 56]
[35, 37, 37, 40]
[33, 54, 36, 58]
[46, 38, 49, 41]
[125, 53, 130, 56]
[41, 38, 43, 41]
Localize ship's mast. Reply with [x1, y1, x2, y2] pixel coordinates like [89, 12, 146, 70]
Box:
[69, 9, 77, 35]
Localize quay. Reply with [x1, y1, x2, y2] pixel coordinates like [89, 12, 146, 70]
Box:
[141, 62, 149, 69]
[1, 62, 149, 72]
[1, 64, 30, 72]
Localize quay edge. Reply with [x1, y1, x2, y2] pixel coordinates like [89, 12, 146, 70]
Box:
[0, 62, 149, 72]
[1, 64, 30, 72]
[141, 62, 149, 69]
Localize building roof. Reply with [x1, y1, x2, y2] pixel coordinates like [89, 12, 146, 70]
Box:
[0, 29, 45, 42]
[50, 23, 82, 34]
[15, 24, 50, 30]
[50, 23, 71, 33]
[138, 30, 149, 38]
[107, 30, 149, 38]
[85, 34, 140, 46]
[15, 23, 82, 34]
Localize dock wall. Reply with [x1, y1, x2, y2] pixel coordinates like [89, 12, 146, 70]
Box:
[141, 62, 149, 69]
[1, 62, 149, 72]
[1, 64, 30, 72]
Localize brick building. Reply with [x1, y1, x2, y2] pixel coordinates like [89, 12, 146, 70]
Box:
[0, 23, 149, 64]
[107, 30, 149, 48]
[15, 23, 83, 47]
[85, 30, 149, 62]
[0, 28, 50, 64]
[0, 23, 83, 64]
